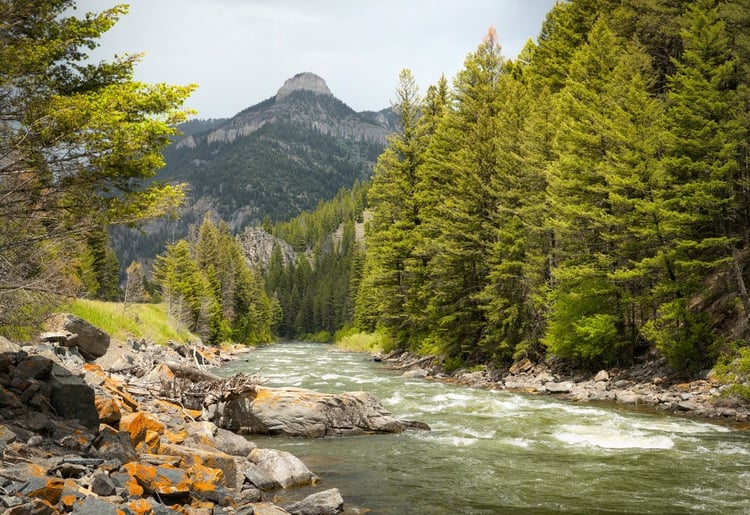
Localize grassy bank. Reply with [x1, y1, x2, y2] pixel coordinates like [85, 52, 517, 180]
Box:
[65, 299, 196, 344]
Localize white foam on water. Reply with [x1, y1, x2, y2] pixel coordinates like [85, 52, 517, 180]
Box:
[503, 437, 533, 449]
[554, 423, 675, 450]
[630, 417, 731, 435]
[712, 441, 750, 456]
[450, 436, 479, 447]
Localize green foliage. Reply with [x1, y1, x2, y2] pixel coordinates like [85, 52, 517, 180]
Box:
[350, 0, 750, 377]
[0, 0, 194, 330]
[263, 182, 369, 340]
[642, 299, 713, 372]
[333, 325, 383, 352]
[713, 345, 750, 400]
[65, 299, 195, 344]
[152, 214, 274, 345]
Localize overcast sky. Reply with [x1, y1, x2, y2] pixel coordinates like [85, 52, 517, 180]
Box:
[74, 1, 558, 119]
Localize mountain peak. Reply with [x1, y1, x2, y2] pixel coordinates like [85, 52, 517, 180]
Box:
[276, 72, 333, 101]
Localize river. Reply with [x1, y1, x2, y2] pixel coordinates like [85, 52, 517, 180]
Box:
[219, 342, 750, 514]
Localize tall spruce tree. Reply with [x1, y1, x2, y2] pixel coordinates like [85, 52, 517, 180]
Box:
[643, 0, 743, 370]
[358, 69, 426, 343]
[417, 28, 506, 360]
[544, 20, 631, 366]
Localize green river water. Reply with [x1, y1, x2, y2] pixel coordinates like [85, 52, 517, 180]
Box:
[219, 342, 750, 514]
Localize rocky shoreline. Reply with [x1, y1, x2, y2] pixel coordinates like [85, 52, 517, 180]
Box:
[0, 315, 425, 515]
[381, 349, 750, 427]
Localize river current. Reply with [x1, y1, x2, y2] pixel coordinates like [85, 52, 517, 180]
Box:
[219, 342, 750, 514]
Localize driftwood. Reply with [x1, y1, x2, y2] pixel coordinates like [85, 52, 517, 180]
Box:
[150, 364, 265, 413]
[163, 361, 222, 383]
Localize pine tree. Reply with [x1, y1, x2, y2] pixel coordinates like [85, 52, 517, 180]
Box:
[543, 20, 632, 366]
[476, 68, 550, 361]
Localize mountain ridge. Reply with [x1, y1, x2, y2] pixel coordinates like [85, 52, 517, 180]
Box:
[112, 72, 395, 266]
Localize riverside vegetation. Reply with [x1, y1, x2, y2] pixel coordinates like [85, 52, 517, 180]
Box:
[2, 1, 750, 512]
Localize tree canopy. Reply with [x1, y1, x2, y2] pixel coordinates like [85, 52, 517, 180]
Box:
[349, 0, 750, 374]
[0, 0, 195, 334]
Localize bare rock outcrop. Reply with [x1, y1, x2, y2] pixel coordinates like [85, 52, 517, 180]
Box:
[215, 386, 430, 437]
[276, 72, 333, 101]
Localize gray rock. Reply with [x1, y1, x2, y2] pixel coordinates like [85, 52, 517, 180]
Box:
[7, 498, 58, 515]
[249, 448, 319, 488]
[0, 336, 20, 353]
[91, 472, 117, 497]
[219, 386, 425, 438]
[48, 363, 99, 430]
[276, 72, 333, 101]
[401, 368, 428, 379]
[71, 496, 120, 514]
[545, 381, 574, 394]
[594, 370, 609, 382]
[92, 426, 138, 465]
[184, 421, 257, 456]
[616, 391, 640, 404]
[242, 462, 281, 491]
[46, 313, 110, 360]
[287, 488, 344, 515]
[14, 356, 53, 380]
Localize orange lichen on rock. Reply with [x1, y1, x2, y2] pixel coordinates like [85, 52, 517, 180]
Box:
[186, 463, 225, 485]
[95, 394, 122, 426]
[25, 477, 64, 505]
[125, 498, 153, 515]
[120, 411, 166, 448]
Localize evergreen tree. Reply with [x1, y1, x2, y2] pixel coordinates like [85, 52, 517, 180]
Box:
[476, 68, 550, 361]
[0, 0, 194, 331]
[544, 20, 633, 366]
[417, 28, 506, 360]
[359, 69, 426, 343]
[644, 0, 743, 370]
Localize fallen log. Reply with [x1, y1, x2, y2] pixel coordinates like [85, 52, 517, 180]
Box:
[163, 361, 222, 383]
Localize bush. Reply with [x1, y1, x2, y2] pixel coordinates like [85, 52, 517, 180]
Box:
[642, 299, 713, 373]
[713, 345, 750, 400]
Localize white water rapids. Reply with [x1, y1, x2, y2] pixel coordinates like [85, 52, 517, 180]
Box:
[220, 342, 750, 514]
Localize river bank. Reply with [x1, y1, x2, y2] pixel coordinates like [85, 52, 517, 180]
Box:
[0, 321, 361, 514]
[380, 349, 750, 426]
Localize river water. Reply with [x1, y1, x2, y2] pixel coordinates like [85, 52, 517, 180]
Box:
[220, 342, 750, 514]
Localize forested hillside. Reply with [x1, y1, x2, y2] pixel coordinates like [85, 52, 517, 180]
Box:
[351, 0, 750, 379]
[112, 74, 392, 267]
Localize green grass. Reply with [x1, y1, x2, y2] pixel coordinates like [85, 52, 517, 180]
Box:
[64, 299, 196, 344]
[334, 328, 388, 353]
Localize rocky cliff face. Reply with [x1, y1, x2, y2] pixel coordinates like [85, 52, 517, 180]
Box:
[276, 72, 333, 100]
[239, 227, 297, 272]
[113, 72, 393, 267]
[184, 72, 389, 147]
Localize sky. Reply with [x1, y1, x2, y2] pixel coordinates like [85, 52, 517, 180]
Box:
[74, 1, 558, 119]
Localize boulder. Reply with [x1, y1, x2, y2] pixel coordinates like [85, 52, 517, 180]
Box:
[0, 336, 21, 353]
[92, 426, 138, 465]
[219, 386, 427, 437]
[48, 364, 99, 430]
[46, 313, 110, 360]
[184, 421, 256, 456]
[249, 448, 318, 489]
[286, 488, 344, 515]
[545, 381, 574, 394]
[159, 442, 238, 488]
[250, 502, 292, 515]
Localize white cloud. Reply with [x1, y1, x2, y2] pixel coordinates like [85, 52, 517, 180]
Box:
[75, 0, 557, 118]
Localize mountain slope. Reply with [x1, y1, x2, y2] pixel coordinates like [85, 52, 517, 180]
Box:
[113, 72, 394, 264]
